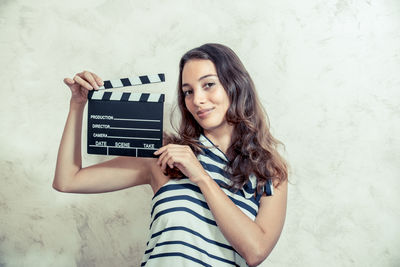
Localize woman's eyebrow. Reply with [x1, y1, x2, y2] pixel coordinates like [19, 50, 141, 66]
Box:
[182, 74, 218, 88]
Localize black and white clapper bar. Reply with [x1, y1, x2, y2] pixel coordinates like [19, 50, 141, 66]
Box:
[87, 73, 165, 158]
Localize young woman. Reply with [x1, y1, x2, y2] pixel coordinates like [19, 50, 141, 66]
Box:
[53, 43, 288, 267]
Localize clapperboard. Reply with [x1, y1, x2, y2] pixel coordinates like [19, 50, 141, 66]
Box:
[87, 73, 165, 158]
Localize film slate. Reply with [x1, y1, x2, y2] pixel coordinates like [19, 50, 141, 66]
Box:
[87, 73, 165, 158]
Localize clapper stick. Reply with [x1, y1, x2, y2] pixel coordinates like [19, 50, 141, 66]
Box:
[97, 73, 165, 90]
[87, 73, 165, 158]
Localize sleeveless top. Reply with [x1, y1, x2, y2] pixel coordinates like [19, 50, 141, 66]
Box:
[140, 134, 274, 266]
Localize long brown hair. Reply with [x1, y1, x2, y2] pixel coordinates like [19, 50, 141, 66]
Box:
[165, 43, 288, 193]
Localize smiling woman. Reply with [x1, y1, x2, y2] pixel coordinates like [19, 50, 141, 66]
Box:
[181, 59, 232, 139]
[53, 43, 288, 267]
[150, 44, 289, 266]
[171, 44, 288, 193]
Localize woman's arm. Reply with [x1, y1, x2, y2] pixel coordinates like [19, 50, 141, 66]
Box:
[197, 178, 287, 266]
[155, 144, 288, 266]
[53, 71, 154, 193]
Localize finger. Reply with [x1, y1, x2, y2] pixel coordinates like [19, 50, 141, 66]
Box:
[154, 145, 169, 155]
[161, 152, 187, 171]
[91, 72, 104, 86]
[63, 78, 75, 86]
[74, 75, 94, 90]
[167, 157, 180, 169]
[157, 150, 166, 165]
[155, 145, 176, 156]
[160, 153, 171, 171]
[157, 144, 186, 154]
[161, 153, 174, 172]
[156, 146, 183, 164]
[83, 71, 99, 89]
[156, 146, 169, 165]
[75, 72, 85, 78]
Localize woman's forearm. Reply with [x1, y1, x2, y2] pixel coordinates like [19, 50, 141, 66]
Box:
[197, 177, 271, 266]
[53, 102, 85, 191]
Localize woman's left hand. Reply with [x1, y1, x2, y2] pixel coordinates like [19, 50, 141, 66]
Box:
[154, 144, 210, 185]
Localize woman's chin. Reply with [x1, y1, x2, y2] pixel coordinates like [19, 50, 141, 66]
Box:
[199, 122, 222, 132]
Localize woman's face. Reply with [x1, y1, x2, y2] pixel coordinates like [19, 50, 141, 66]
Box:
[181, 59, 231, 135]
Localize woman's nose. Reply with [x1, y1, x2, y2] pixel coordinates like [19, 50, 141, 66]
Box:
[192, 90, 206, 106]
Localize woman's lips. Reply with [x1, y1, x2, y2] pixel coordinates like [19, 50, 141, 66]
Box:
[197, 108, 214, 119]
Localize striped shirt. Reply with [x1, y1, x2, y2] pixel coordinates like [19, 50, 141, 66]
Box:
[141, 134, 274, 266]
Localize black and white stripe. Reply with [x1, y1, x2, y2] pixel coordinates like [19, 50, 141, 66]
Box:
[140, 134, 274, 267]
[98, 73, 165, 90]
[88, 91, 165, 103]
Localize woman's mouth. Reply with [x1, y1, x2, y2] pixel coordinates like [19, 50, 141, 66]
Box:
[197, 108, 214, 119]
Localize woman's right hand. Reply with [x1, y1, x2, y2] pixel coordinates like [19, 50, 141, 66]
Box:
[64, 71, 104, 105]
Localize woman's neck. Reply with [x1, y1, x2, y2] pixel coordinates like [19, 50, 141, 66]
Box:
[203, 126, 233, 154]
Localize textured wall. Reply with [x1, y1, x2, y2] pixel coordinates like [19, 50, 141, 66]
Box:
[0, 0, 399, 266]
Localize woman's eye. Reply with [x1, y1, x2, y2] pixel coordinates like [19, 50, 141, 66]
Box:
[204, 82, 215, 88]
[183, 90, 192, 96]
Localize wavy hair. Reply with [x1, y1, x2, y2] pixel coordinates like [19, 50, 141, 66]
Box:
[165, 43, 288, 193]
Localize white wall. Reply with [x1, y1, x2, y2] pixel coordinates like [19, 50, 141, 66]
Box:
[0, 0, 399, 266]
